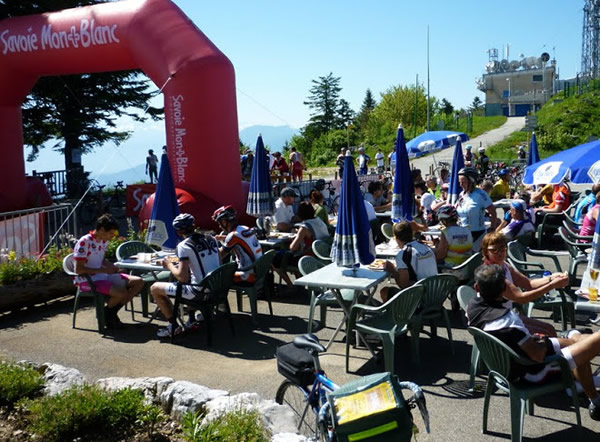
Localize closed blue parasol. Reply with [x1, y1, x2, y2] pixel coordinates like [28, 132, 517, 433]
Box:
[146, 153, 180, 250]
[523, 139, 600, 185]
[330, 152, 375, 267]
[527, 132, 540, 167]
[246, 134, 274, 216]
[447, 139, 465, 205]
[391, 124, 414, 222]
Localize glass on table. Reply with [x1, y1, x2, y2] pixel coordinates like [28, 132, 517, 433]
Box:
[589, 268, 599, 302]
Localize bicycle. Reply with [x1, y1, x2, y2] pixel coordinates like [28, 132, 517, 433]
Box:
[79, 180, 126, 225]
[317, 180, 339, 216]
[275, 334, 430, 441]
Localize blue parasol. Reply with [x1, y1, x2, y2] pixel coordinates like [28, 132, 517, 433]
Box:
[405, 130, 469, 158]
[330, 152, 375, 267]
[523, 139, 600, 185]
[146, 153, 180, 250]
[246, 134, 274, 216]
[527, 132, 540, 167]
[391, 124, 414, 222]
[447, 139, 465, 205]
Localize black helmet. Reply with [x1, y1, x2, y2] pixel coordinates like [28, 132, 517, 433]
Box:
[458, 166, 479, 183]
[172, 213, 195, 230]
[212, 205, 237, 223]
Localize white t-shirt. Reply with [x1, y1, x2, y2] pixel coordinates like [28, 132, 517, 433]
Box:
[364, 201, 377, 221]
[273, 198, 295, 225]
[395, 240, 438, 281]
[455, 188, 492, 232]
[357, 154, 369, 168]
[375, 152, 384, 167]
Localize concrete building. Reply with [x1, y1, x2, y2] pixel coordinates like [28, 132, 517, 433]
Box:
[477, 48, 557, 117]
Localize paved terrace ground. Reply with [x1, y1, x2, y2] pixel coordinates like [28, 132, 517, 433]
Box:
[1, 247, 599, 441]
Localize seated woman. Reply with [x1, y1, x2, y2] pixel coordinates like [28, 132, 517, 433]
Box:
[272, 201, 330, 287]
[434, 205, 473, 268]
[579, 191, 600, 238]
[309, 189, 330, 226]
[481, 232, 569, 337]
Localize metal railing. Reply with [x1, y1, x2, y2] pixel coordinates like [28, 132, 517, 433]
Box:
[31, 169, 68, 197]
[0, 203, 76, 257]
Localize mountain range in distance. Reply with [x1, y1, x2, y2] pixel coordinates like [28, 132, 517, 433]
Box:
[239, 124, 298, 152]
[95, 124, 298, 186]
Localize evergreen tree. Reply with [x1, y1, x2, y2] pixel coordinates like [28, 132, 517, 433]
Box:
[336, 99, 355, 129]
[303, 72, 342, 137]
[471, 96, 482, 111]
[441, 98, 454, 116]
[354, 88, 377, 132]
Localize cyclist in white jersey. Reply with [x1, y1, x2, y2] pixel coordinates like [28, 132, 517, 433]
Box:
[150, 213, 221, 338]
[213, 205, 263, 283]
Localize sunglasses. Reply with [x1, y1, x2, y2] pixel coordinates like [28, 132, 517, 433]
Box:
[487, 246, 507, 253]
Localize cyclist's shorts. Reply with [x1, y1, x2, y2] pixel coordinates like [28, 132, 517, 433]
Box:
[78, 273, 127, 295]
[164, 282, 211, 300]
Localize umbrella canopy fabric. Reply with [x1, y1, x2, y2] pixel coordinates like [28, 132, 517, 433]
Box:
[522, 139, 600, 185]
[389, 131, 469, 164]
[447, 139, 465, 205]
[246, 134, 274, 216]
[527, 132, 540, 167]
[146, 153, 180, 250]
[330, 153, 375, 267]
[392, 124, 414, 222]
[406, 130, 469, 158]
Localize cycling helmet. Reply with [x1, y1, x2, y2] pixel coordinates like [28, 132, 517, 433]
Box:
[172, 213, 195, 230]
[437, 205, 458, 220]
[458, 166, 479, 183]
[465, 144, 472, 150]
[212, 205, 237, 222]
[478, 147, 485, 153]
[498, 168, 509, 176]
[518, 145, 524, 151]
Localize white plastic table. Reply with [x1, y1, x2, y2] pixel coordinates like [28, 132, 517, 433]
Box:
[294, 263, 388, 349]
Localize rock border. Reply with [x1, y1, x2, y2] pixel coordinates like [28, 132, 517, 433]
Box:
[31, 362, 306, 441]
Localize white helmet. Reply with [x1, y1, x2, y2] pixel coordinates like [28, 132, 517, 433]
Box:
[478, 147, 485, 153]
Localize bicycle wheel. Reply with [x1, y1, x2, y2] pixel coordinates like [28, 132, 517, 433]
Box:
[275, 380, 321, 439]
[328, 197, 339, 216]
[108, 195, 126, 219]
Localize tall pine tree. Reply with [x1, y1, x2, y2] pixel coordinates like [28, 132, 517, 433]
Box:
[303, 72, 342, 138]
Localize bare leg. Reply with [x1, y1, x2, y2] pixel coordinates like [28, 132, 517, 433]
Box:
[564, 333, 600, 400]
[150, 283, 174, 320]
[520, 315, 557, 337]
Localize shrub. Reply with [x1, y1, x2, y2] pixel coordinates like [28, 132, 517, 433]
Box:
[0, 245, 71, 285]
[24, 385, 147, 441]
[0, 362, 44, 407]
[182, 408, 270, 442]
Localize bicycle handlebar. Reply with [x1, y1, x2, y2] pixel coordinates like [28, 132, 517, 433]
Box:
[399, 381, 430, 434]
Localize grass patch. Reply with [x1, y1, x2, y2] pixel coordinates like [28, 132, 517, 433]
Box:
[471, 115, 507, 138]
[182, 408, 270, 442]
[0, 362, 44, 408]
[22, 385, 153, 441]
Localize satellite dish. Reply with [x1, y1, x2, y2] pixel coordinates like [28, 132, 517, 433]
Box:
[541, 52, 550, 62]
[500, 59, 509, 70]
[509, 60, 520, 70]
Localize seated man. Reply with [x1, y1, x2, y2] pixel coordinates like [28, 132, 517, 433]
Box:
[273, 187, 300, 232]
[489, 168, 510, 201]
[364, 181, 391, 212]
[381, 221, 438, 302]
[73, 214, 144, 329]
[150, 213, 221, 338]
[467, 264, 600, 420]
[495, 200, 535, 241]
[213, 205, 263, 283]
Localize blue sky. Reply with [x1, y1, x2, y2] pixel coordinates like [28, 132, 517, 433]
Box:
[25, 0, 584, 178]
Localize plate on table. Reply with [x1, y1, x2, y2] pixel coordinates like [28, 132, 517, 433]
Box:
[367, 259, 387, 270]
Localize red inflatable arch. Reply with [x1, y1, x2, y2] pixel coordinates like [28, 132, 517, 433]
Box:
[0, 0, 242, 224]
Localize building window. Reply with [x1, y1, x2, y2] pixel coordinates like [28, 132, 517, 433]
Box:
[532, 75, 543, 82]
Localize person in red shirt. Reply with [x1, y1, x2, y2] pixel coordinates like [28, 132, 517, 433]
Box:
[271, 152, 291, 182]
[534, 182, 570, 224]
